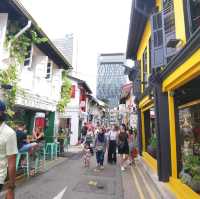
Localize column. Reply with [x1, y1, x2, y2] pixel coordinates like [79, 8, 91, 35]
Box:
[154, 87, 171, 181]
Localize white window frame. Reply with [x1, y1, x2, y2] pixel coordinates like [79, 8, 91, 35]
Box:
[23, 44, 33, 69]
[46, 59, 53, 80]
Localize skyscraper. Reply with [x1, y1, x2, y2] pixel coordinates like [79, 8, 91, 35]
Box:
[96, 53, 127, 108]
[53, 34, 78, 74]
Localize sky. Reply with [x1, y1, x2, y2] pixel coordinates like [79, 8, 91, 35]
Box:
[19, 0, 132, 94]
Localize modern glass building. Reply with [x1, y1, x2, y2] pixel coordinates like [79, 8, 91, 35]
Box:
[96, 53, 127, 108]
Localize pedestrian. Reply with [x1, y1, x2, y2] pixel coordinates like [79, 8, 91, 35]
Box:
[83, 143, 91, 168]
[94, 127, 107, 170]
[128, 128, 135, 165]
[81, 122, 88, 143]
[118, 124, 129, 171]
[107, 125, 118, 164]
[0, 100, 18, 199]
[85, 127, 94, 155]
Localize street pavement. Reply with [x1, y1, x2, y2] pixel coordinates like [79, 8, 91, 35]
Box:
[14, 147, 168, 199]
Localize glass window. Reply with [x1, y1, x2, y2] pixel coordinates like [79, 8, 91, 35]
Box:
[179, 103, 200, 193]
[189, 0, 200, 33]
[144, 108, 157, 159]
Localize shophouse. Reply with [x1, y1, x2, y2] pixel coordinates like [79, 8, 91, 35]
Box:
[57, 75, 92, 145]
[126, 0, 200, 198]
[87, 94, 108, 126]
[0, 0, 71, 143]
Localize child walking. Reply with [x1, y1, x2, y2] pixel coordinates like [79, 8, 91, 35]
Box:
[83, 143, 91, 167]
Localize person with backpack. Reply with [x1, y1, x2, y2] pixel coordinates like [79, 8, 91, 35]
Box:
[94, 127, 107, 170]
[118, 124, 129, 171]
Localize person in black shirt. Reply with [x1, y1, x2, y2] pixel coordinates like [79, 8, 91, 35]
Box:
[16, 123, 37, 152]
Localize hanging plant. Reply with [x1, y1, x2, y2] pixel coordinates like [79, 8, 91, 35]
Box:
[0, 20, 48, 119]
[57, 71, 72, 113]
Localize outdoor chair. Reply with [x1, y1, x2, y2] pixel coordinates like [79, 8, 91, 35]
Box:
[46, 143, 56, 160]
[16, 151, 30, 177]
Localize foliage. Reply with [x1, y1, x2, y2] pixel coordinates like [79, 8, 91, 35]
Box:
[57, 71, 72, 112]
[149, 133, 157, 150]
[0, 20, 48, 119]
[180, 154, 200, 191]
[183, 154, 200, 177]
[0, 64, 17, 117]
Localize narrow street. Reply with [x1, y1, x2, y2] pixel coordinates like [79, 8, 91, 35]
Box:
[14, 149, 167, 199]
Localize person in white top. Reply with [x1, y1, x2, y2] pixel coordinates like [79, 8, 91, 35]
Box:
[107, 125, 119, 164]
[0, 100, 18, 199]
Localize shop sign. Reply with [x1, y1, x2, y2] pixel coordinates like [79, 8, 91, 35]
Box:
[16, 91, 57, 111]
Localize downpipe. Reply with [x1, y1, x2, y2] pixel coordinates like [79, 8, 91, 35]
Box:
[8, 20, 32, 49]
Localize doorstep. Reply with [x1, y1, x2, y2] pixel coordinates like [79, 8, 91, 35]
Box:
[137, 156, 176, 199]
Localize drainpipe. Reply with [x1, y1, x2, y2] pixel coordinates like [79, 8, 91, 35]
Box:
[8, 20, 32, 49]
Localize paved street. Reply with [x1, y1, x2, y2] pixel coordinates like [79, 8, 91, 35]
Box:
[13, 148, 172, 199]
[15, 152, 124, 199]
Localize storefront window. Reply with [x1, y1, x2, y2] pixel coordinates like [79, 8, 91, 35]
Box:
[145, 108, 157, 159]
[179, 103, 200, 193]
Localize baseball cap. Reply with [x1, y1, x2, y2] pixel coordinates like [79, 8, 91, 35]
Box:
[0, 100, 6, 112]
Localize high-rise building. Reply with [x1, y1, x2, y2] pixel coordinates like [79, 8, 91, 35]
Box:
[96, 53, 127, 108]
[53, 34, 78, 73]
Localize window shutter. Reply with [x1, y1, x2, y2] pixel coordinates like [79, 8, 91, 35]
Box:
[162, 0, 176, 63]
[0, 13, 8, 61]
[35, 55, 48, 77]
[24, 44, 33, 68]
[133, 61, 141, 96]
[151, 12, 165, 69]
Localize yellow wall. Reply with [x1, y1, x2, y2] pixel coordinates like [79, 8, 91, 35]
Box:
[156, 0, 162, 11]
[168, 92, 177, 178]
[163, 48, 200, 91]
[137, 20, 151, 93]
[173, 0, 186, 45]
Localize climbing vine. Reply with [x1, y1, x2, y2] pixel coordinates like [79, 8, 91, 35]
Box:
[57, 71, 72, 113]
[0, 20, 48, 119]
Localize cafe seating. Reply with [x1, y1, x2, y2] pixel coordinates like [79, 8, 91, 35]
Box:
[16, 151, 30, 177]
[46, 143, 56, 160]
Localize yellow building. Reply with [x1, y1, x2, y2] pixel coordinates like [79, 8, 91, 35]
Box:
[126, 0, 200, 198]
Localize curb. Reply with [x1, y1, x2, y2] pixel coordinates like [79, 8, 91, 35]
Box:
[137, 157, 176, 199]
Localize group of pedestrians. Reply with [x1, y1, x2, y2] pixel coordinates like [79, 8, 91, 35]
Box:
[82, 122, 137, 171]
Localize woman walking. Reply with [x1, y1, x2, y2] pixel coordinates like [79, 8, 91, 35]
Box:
[94, 128, 107, 170]
[107, 125, 118, 164]
[118, 124, 129, 171]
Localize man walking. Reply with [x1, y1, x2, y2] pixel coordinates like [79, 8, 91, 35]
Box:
[0, 100, 18, 199]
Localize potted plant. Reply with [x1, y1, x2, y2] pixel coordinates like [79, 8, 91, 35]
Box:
[181, 154, 200, 193]
[147, 133, 157, 158]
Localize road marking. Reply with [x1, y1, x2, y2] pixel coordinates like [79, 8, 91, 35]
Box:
[53, 186, 68, 199]
[131, 167, 145, 199]
[136, 165, 157, 199]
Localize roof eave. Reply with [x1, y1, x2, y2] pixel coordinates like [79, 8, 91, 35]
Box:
[9, 0, 72, 70]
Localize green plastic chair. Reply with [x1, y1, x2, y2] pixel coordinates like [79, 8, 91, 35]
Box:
[55, 142, 60, 157]
[46, 143, 55, 160]
[16, 152, 30, 177]
[34, 146, 46, 173]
